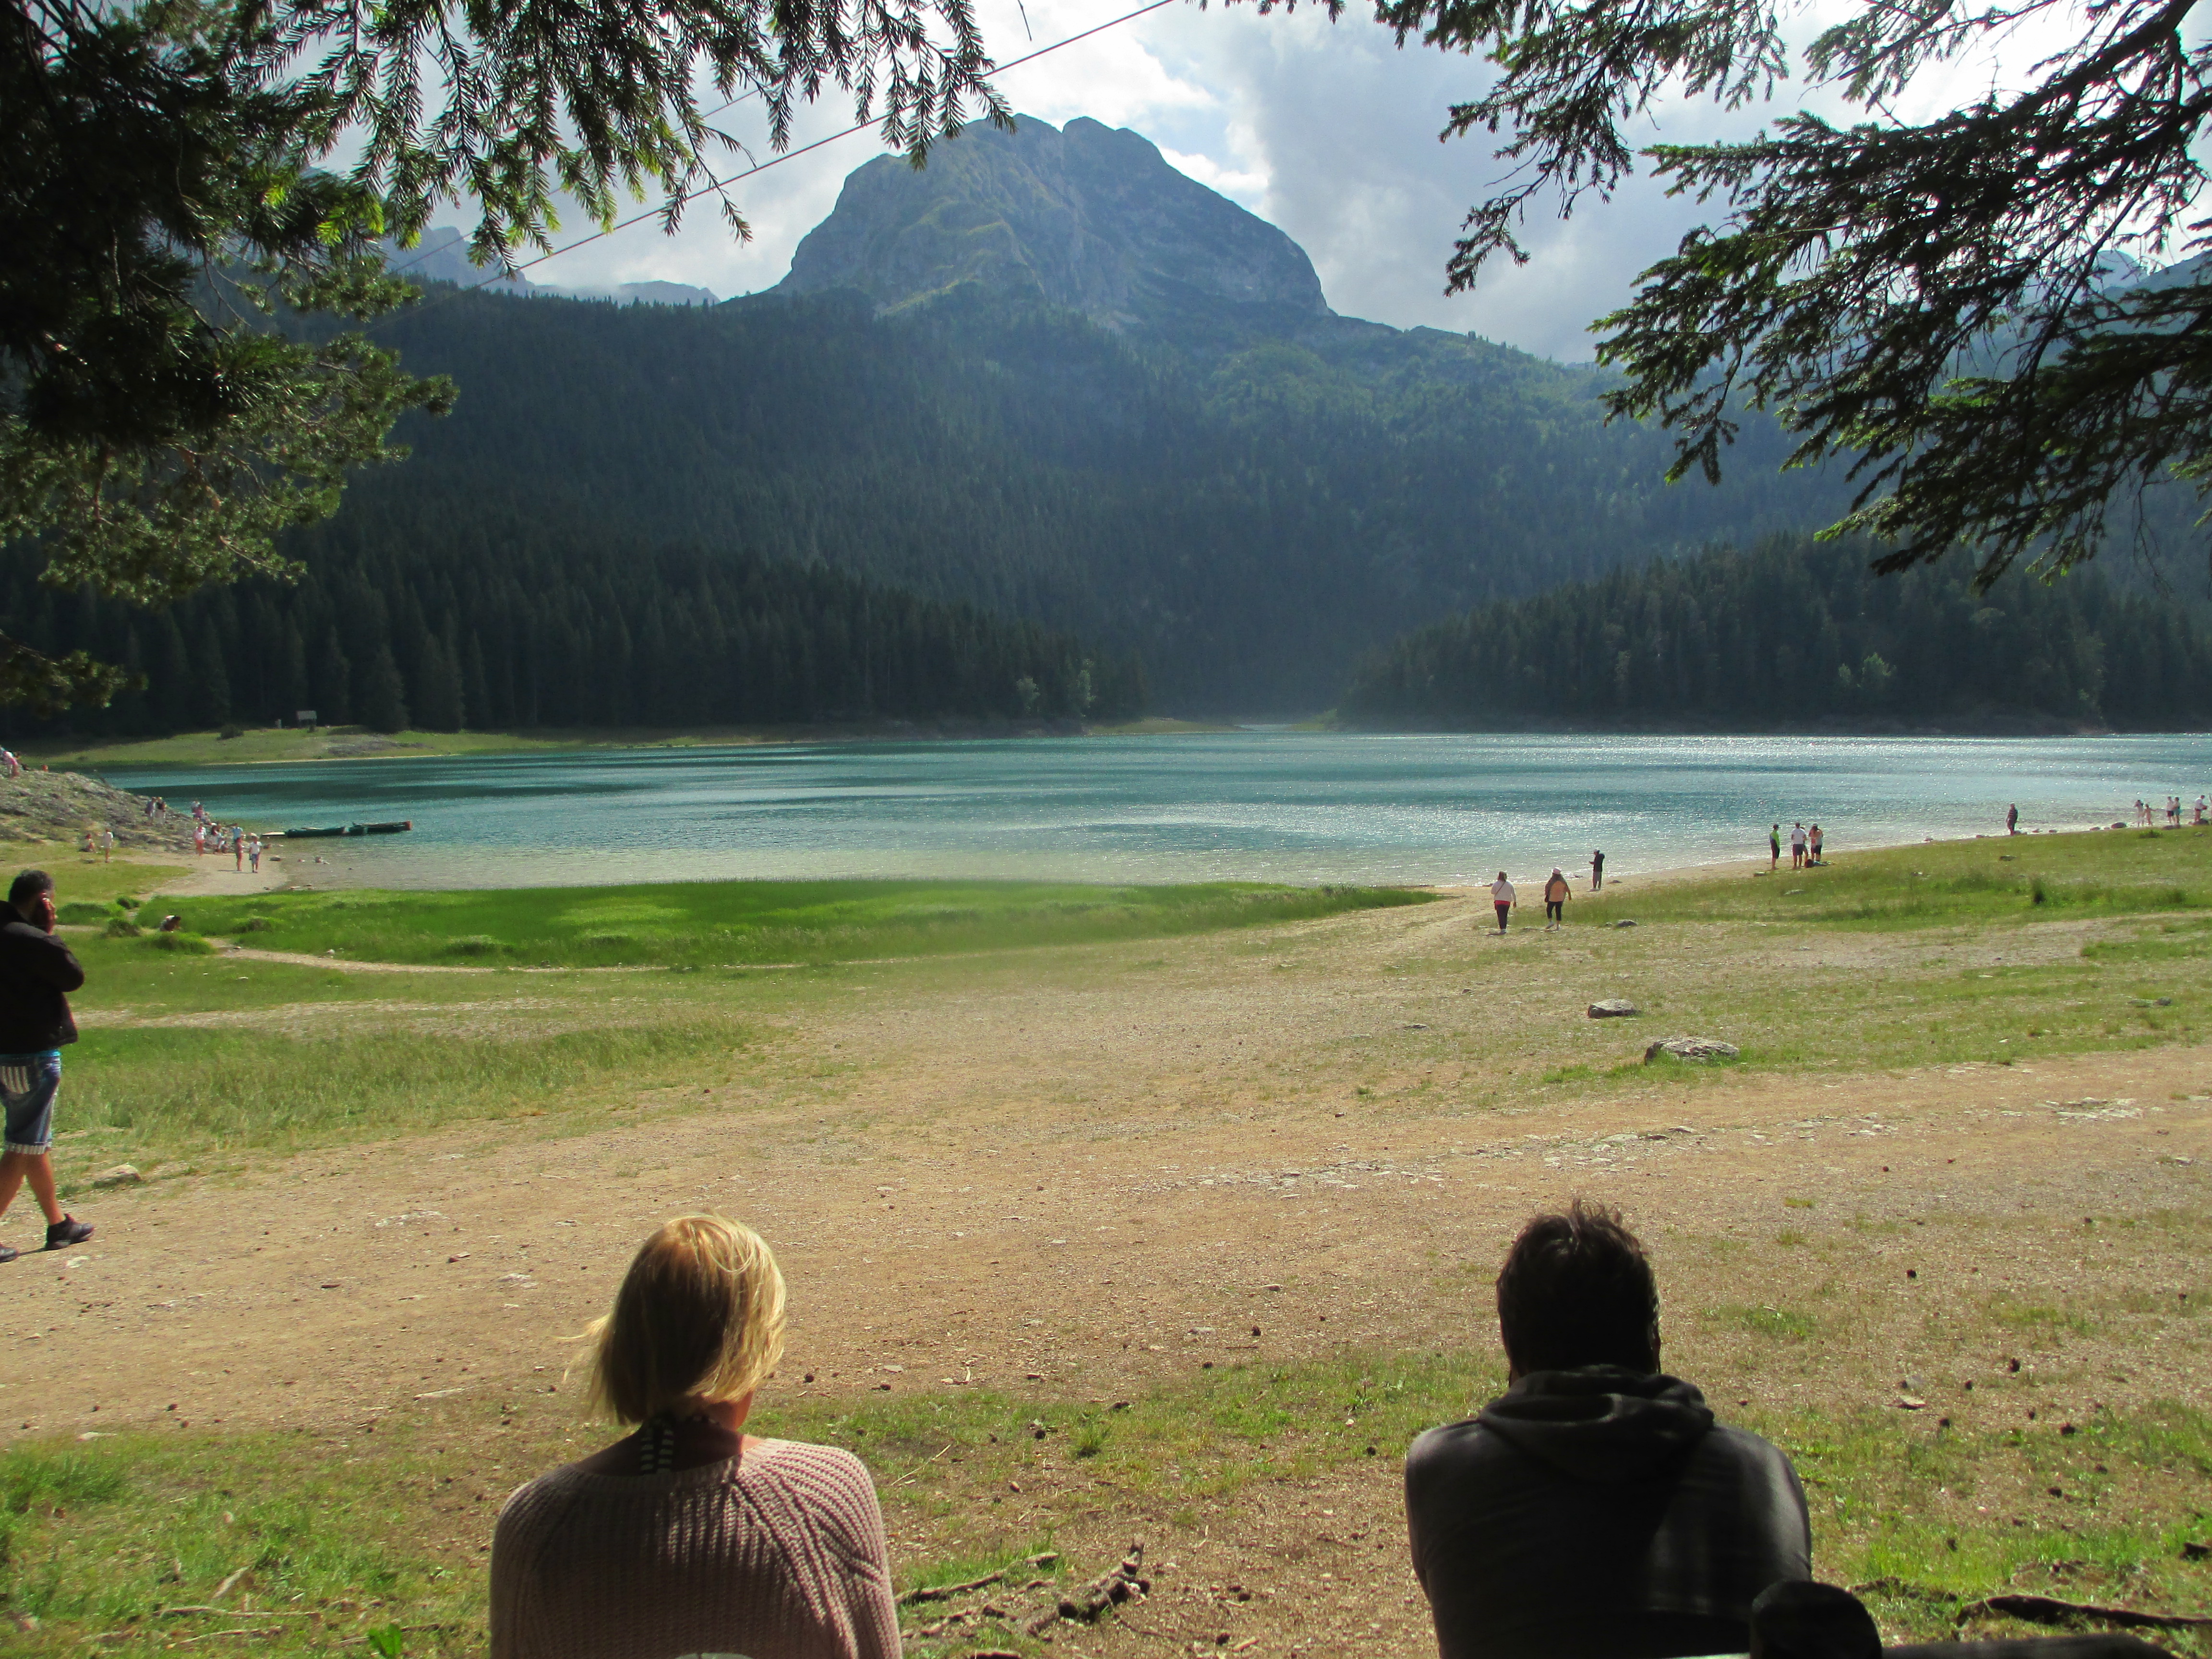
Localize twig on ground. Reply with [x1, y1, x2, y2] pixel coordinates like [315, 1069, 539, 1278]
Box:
[890, 1443, 953, 1487]
[1960, 1593, 2212, 1631]
[1029, 1539, 1148, 1635]
[901, 1568, 1004, 1606]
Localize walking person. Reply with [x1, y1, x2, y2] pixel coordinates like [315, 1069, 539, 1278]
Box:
[1543, 868, 1570, 930]
[1768, 824, 1781, 870]
[1589, 849, 1604, 892]
[233, 832, 244, 872]
[2007, 803, 2020, 836]
[0, 871, 95, 1262]
[1491, 872, 1516, 935]
[101, 829, 114, 864]
[248, 836, 262, 874]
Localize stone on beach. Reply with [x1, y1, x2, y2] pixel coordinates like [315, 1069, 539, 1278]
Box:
[1644, 1037, 1740, 1063]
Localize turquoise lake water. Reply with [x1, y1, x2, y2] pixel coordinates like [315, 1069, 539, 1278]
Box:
[93, 731, 2212, 890]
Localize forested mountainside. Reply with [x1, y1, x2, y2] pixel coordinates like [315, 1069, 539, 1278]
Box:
[1339, 536, 2212, 731]
[0, 523, 1144, 737]
[261, 274, 1852, 711]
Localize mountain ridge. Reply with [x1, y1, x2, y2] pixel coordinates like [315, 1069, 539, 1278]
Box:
[775, 114, 1331, 332]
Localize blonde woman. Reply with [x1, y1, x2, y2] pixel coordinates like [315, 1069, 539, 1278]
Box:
[490, 1216, 897, 1659]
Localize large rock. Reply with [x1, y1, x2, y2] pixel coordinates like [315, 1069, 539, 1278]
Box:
[0, 771, 194, 852]
[1644, 1037, 1740, 1062]
[1587, 999, 1641, 1018]
[777, 114, 1333, 331]
[90, 1163, 142, 1187]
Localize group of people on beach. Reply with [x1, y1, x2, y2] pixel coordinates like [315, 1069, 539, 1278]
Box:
[1768, 821, 1823, 868]
[2135, 796, 2207, 827]
[184, 799, 265, 871]
[1485, 851, 1606, 934]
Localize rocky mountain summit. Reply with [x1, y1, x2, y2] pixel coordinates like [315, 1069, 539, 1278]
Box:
[775, 114, 1332, 330]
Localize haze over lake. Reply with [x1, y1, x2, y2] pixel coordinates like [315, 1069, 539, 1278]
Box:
[96, 731, 2212, 891]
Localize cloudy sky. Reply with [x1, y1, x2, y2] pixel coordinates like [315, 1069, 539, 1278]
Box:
[481, 0, 2086, 361]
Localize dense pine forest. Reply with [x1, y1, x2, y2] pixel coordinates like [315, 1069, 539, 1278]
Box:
[263, 281, 1861, 710]
[1340, 537, 2212, 731]
[0, 523, 1145, 737]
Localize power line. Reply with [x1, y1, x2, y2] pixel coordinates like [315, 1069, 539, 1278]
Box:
[417, 0, 1177, 299]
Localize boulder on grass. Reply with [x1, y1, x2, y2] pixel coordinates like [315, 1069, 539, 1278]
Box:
[1587, 999, 1641, 1019]
[1644, 1037, 1740, 1063]
[91, 1164, 142, 1188]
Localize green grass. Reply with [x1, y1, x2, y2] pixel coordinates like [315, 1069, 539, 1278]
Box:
[4, 1364, 2205, 1658]
[153, 878, 1434, 969]
[1587, 826, 2212, 930]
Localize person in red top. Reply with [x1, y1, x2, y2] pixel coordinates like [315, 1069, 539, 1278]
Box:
[0, 870, 96, 1263]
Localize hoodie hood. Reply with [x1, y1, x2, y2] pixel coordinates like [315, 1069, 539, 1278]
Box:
[1476, 1367, 1715, 1483]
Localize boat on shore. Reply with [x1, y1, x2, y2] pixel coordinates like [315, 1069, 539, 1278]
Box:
[276, 820, 414, 839]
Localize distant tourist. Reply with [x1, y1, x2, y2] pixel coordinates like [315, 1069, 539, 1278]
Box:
[1404, 1201, 1811, 1659]
[248, 836, 263, 874]
[1807, 824, 1823, 865]
[1768, 824, 1781, 869]
[1790, 822, 1808, 869]
[192, 825, 204, 857]
[101, 829, 114, 864]
[157, 914, 181, 932]
[2196, 797, 2206, 826]
[2007, 803, 2020, 835]
[0, 750, 17, 779]
[1543, 869, 1570, 930]
[1590, 849, 1604, 891]
[0, 871, 97, 1263]
[490, 1215, 897, 1659]
[1491, 872, 1516, 934]
[233, 833, 244, 872]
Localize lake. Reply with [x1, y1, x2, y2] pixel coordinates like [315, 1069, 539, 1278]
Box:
[92, 731, 2212, 890]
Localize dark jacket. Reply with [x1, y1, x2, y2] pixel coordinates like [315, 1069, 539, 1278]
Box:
[1405, 1367, 1810, 1659]
[0, 916, 84, 1052]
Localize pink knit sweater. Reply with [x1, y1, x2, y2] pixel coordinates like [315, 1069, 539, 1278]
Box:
[489, 1439, 899, 1659]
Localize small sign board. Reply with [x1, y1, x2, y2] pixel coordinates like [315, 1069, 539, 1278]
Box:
[297, 709, 318, 729]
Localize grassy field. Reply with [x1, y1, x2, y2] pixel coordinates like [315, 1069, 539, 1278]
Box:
[5, 828, 2210, 1656]
[5, 1353, 2206, 1658]
[148, 878, 1432, 969]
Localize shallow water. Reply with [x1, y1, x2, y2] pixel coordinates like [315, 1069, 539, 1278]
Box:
[94, 731, 2212, 890]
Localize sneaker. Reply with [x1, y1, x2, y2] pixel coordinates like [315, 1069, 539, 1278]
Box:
[0, 1244, 17, 1264]
[44, 1215, 92, 1250]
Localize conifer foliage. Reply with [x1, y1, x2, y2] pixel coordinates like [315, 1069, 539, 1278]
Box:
[0, 529, 1143, 736]
[1340, 538, 2212, 730]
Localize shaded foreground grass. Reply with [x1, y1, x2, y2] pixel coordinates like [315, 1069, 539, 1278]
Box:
[4, 1357, 2206, 1657]
[157, 878, 1433, 969]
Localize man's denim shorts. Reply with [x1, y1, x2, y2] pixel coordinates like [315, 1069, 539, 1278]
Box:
[0, 1052, 62, 1154]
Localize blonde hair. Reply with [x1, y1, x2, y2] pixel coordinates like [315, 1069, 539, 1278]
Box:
[585, 1215, 787, 1424]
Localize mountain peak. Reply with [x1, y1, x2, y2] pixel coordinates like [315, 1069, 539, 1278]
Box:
[775, 114, 1331, 328]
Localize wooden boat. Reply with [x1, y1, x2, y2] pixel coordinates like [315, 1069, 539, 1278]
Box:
[276, 820, 414, 839]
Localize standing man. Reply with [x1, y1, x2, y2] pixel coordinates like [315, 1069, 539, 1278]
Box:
[2007, 803, 2020, 835]
[1542, 869, 1570, 930]
[1590, 849, 1604, 892]
[0, 871, 95, 1262]
[1491, 872, 1517, 935]
[1789, 823, 1808, 869]
[1768, 824, 1781, 870]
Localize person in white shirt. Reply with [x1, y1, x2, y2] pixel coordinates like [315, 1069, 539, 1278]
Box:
[1491, 873, 1516, 935]
[1789, 823, 1808, 869]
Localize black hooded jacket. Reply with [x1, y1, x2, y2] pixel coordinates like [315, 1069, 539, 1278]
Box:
[0, 916, 84, 1053]
[1404, 1367, 1810, 1659]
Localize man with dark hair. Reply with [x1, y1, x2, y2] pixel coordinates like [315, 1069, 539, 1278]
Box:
[1405, 1200, 1809, 1659]
[0, 870, 96, 1262]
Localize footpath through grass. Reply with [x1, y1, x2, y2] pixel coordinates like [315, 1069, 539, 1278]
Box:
[4, 1358, 2206, 1658]
[154, 878, 1432, 969]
